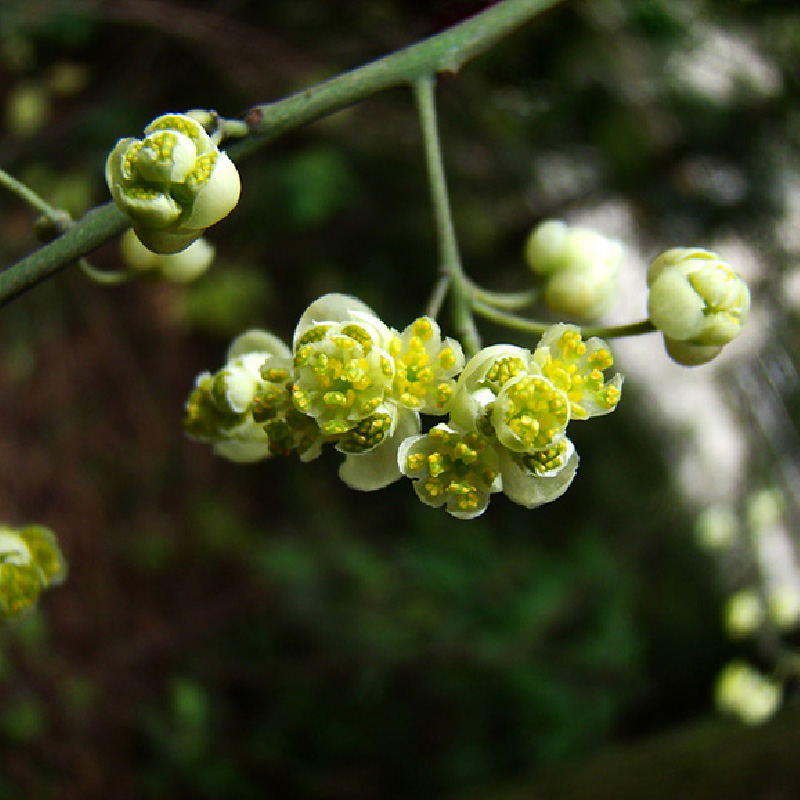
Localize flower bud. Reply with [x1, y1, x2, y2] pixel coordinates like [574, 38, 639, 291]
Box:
[647, 248, 750, 362]
[120, 229, 216, 282]
[723, 589, 764, 638]
[715, 661, 781, 725]
[525, 220, 623, 319]
[106, 112, 241, 254]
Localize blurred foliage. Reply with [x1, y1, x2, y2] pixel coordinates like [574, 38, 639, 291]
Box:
[1, 0, 798, 798]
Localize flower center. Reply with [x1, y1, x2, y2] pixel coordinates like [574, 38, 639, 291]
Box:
[495, 375, 569, 451]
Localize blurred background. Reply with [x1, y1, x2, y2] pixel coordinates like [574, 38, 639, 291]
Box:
[1, 0, 800, 797]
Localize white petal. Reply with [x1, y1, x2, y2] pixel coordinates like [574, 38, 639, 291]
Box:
[293, 293, 380, 347]
[213, 439, 272, 463]
[227, 330, 292, 361]
[118, 188, 182, 229]
[339, 407, 420, 491]
[0, 530, 32, 566]
[181, 152, 241, 229]
[499, 447, 579, 509]
[446, 492, 492, 520]
[397, 432, 429, 477]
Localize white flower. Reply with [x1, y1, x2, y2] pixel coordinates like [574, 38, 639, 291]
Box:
[106, 113, 241, 254]
[184, 329, 321, 463]
[531, 324, 623, 420]
[0, 525, 66, 621]
[388, 316, 464, 413]
[398, 423, 502, 519]
[291, 294, 395, 436]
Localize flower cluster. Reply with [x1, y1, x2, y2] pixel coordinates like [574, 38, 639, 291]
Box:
[185, 294, 623, 518]
[0, 524, 66, 623]
[106, 112, 241, 254]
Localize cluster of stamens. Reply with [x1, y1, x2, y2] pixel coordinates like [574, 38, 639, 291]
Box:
[495, 375, 569, 452]
[292, 326, 393, 436]
[390, 317, 462, 411]
[538, 329, 619, 418]
[405, 427, 498, 515]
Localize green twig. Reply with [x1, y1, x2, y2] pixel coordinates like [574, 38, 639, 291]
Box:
[0, 202, 130, 308]
[230, 0, 565, 158]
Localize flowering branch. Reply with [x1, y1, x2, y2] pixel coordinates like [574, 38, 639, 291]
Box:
[0, 0, 564, 308]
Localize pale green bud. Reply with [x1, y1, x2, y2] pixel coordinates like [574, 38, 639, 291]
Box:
[647, 248, 750, 357]
[5, 81, 50, 137]
[746, 487, 784, 532]
[525, 219, 570, 275]
[768, 586, 800, 630]
[525, 220, 623, 319]
[715, 661, 781, 725]
[723, 589, 764, 638]
[106, 113, 241, 254]
[543, 266, 619, 320]
[120, 229, 216, 282]
[695, 505, 738, 550]
[213, 353, 265, 414]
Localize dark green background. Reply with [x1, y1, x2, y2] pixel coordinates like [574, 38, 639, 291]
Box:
[1, 1, 797, 797]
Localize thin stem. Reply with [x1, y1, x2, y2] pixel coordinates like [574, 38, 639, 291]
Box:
[472, 299, 658, 340]
[425, 273, 452, 319]
[413, 75, 480, 357]
[0, 167, 60, 218]
[0, 202, 130, 308]
[77, 259, 133, 286]
[580, 319, 657, 339]
[465, 277, 540, 310]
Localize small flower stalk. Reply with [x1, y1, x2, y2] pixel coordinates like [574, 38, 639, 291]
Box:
[0, 524, 66, 623]
[106, 112, 241, 254]
[647, 248, 750, 365]
[184, 294, 623, 518]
